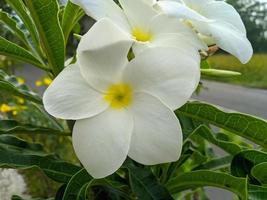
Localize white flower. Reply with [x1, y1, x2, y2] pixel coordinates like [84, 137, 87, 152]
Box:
[43, 19, 200, 178]
[71, 0, 206, 55]
[156, 0, 253, 63]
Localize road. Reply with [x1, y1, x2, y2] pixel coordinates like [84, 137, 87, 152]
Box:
[193, 80, 267, 120]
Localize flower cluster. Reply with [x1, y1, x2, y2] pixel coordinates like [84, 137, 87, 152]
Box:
[43, 0, 252, 178]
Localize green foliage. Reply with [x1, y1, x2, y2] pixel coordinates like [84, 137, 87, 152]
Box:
[0, 69, 42, 104]
[25, 0, 65, 76]
[124, 161, 173, 200]
[0, 36, 45, 69]
[61, 1, 84, 44]
[207, 54, 267, 89]
[0, 10, 28, 47]
[166, 170, 248, 200]
[0, 135, 81, 183]
[177, 101, 267, 148]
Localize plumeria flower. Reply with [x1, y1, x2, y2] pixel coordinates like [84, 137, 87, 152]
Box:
[155, 0, 253, 63]
[71, 0, 206, 55]
[43, 19, 200, 178]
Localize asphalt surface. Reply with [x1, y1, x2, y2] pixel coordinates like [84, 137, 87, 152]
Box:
[194, 80, 267, 120]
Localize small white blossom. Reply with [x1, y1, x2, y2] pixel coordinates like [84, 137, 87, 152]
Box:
[71, 0, 206, 55]
[156, 0, 253, 63]
[0, 169, 28, 200]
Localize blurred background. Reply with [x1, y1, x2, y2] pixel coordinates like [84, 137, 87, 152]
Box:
[0, 0, 266, 199]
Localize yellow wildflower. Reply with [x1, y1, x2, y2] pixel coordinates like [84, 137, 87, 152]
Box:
[16, 97, 25, 104]
[17, 77, 25, 85]
[35, 80, 43, 87]
[0, 104, 13, 113]
[43, 78, 52, 86]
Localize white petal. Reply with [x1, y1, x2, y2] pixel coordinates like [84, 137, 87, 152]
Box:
[128, 93, 182, 165]
[144, 0, 157, 6]
[196, 20, 253, 64]
[73, 108, 133, 179]
[150, 14, 207, 50]
[123, 47, 200, 110]
[201, 1, 246, 34]
[71, 0, 130, 32]
[77, 19, 134, 91]
[156, 0, 210, 22]
[43, 64, 108, 120]
[118, 0, 158, 29]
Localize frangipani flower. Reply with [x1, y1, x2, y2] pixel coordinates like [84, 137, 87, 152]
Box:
[43, 19, 200, 178]
[71, 0, 206, 55]
[156, 0, 253, 63]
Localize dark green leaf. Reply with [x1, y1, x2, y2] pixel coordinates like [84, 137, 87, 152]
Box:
[251, 162, 267, 185]
[231, 150, 267, 182]
[124, 161, 173, 200]
[166, 170, 247, 200]
[0, 36, 45, 69]
[0, 69, 42, 104]
[63, 168, 93, 200]
[5, 0, 40, 53]
[189, 125, 243, 155]
[177, 101, 267, 148]
[0, 120, 67, 136]
[194, 156, 233, 170]
[248, 185, 267, 200]
[0, 10, 28, 47]
[0, 135, 81, 182]
[25, 0, 65, 75]
[61, 1, 84, 43]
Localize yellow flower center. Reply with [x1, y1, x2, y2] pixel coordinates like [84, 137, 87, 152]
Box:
[132, 27, 153, 42]
[104, 83, 133, 109]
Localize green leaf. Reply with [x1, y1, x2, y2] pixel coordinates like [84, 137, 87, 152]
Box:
[25, 0, 65, 75]
[231, 150, 267, 183]
[177, 101, 267, 148]
[200, 60, 211, 69]
[189, 125, 243, 155]
[248, 185, 267, 200]
[63, 169, 93, 200]
[0, 10, 28, 47]
[194, 156, 233, 170]
[0, 36, 45, 69]
[124, 161, 173, 200]
[201, 69, 241, 77]
[61, 1, 84, 43]
[12, 196, 54, 200]
[0, 120, 68, 136]
[5, 0, 40, 52]
[0, 135, 81, 183]
[0, 70, 42, 104]
[251, 162, 267, 185]
[166, 170, 247, 200]
[178, 150, 207, 173]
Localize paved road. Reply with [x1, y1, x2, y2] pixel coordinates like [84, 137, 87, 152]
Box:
[193, 80, 267, 120]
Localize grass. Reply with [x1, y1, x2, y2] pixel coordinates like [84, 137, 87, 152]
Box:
[206, 54, 267, 89]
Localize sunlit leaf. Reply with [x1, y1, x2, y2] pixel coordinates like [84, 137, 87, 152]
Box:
[166, 170, 247, 200]
[177, 101, 267, 148]
[25, 0, 65, 75]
